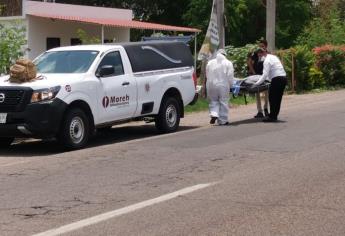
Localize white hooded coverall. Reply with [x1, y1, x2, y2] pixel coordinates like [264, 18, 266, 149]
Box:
[206, 52, 234, 124]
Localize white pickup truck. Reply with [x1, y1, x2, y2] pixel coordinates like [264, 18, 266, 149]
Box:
[0, 42, 198, 149]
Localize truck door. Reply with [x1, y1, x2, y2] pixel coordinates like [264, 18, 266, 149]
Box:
[97, 50, 137, 122]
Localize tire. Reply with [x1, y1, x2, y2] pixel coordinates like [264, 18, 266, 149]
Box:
[0, 137, 14, 148]
[58, 108, 90, 150]
[155, 97, 180, 133]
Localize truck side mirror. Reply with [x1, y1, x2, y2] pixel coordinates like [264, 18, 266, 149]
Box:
[97, 65, 115, 77]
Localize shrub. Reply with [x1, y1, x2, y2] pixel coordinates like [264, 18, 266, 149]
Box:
[225, 44, 257, 78]
[313, 44, 345, 86]
[276, 49, 294, 90]
[223, 43, 345, 92]
[76, 29, 101, 44]
[293, 45, 319, 91]
[0, 23, 26, 75]
[308, 66, 326, 88]
[277, 46, 326, 92]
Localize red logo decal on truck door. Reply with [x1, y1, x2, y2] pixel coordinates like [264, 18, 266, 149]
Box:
[102, 96, 110, 108]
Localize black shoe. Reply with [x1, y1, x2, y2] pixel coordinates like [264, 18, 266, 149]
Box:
[210, 117, 217, 124]
[263, 117, 277, 122]
[254, 112, 264, 118]
[264, 109, 269, 117]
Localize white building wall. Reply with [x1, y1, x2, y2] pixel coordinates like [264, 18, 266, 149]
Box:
[1, 1, 133, 60]
[27, 16, 130, 59]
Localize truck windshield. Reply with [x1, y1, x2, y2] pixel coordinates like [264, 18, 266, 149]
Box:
[35, 50, 99, 73]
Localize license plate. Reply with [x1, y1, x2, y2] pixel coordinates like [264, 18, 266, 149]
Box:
[0, 113, 7, 124]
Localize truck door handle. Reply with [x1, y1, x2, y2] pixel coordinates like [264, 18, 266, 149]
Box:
[122, 82, 130, 86]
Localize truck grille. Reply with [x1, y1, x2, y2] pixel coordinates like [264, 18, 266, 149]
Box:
[0, 87, 32, 112]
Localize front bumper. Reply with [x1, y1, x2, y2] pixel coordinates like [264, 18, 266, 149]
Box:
[0, 98, 67, 138]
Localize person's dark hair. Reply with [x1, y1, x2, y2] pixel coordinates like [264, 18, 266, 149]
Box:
[255, 47, 266, 54]
[259, 39, 268, 47]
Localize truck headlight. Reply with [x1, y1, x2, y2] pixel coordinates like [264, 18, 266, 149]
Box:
[31, 86, 61, 103]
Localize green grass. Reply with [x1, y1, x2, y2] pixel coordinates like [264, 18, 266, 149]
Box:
[185, 94, 256, 113]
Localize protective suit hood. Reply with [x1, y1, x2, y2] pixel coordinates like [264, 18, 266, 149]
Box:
[216, 52, 227, 62]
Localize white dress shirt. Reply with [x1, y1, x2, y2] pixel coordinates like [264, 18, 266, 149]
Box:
[255, 54, 286, 85]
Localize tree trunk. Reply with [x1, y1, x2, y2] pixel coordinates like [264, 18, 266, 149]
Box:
[0, 0, 22, 16]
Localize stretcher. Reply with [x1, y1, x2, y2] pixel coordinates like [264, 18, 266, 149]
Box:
[232, 75, 270, 105]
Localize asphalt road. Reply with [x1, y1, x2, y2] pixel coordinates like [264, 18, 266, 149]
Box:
[1, 90, 345, 236]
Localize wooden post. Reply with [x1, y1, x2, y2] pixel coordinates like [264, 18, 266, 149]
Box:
[266, 0, 276, 52]
[200, 60, 207, 98]
[101, 25, 104, 44]
[291, 53, 295, 92]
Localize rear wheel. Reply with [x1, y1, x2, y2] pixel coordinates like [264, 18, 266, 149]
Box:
[0, 137, 14, 148]
[58, 108, 90, 150]
[155, 97, 180, 133]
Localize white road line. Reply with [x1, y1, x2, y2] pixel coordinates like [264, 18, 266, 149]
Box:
[32, 182, 218, 236]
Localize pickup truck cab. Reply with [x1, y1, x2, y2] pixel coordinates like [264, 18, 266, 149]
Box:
[0, 41, 197, 149]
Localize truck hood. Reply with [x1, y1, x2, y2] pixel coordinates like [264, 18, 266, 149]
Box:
[0, 74, 86, 89]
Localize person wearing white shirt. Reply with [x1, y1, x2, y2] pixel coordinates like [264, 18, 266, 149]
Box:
[254, 48, 287, 122]
[206, 49, 234, 125]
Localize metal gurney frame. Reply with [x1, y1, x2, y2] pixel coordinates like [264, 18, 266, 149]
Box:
[231, 78, 270, 105]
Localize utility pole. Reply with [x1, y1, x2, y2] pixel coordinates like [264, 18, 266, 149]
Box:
[217, 0, 225, 49]
[266, 0, 276, 52]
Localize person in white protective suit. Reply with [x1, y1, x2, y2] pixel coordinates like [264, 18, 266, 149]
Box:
[206, 49, 234, 125]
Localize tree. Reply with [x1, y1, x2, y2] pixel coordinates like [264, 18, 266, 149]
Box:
[0, 24, 26, 74]
[276, 0, 313, 48]
[50, 0, 191, 41]
[76, 29, 101, 44]
[296, 0, 345, 48]
[0, 0, 22, 16]
[225, 0, 265, 46]
[53, 0, 189, 26]
[36, 0, 314, 49]
[183, 0, 266, 47]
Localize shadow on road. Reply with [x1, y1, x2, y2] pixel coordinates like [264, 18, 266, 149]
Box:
[0, 124, 200, 157]
[230, 118, 287, 126]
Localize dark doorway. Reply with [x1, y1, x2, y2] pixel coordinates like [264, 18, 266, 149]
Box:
[46, 37, 61, 50]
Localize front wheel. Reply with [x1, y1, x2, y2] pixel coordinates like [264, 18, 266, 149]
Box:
[58, 108, 90, 150]
[0, 137, 14, 148]
[155, 97, 180, 133]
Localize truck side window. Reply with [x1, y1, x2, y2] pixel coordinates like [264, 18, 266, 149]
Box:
[98, 51, 124, 76]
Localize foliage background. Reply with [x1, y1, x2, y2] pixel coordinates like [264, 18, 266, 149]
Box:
[30, 0, 312, 49]
[0, 23, 26, 75]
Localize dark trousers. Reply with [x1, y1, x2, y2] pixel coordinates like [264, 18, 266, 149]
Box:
[269, 76, 287, 120]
